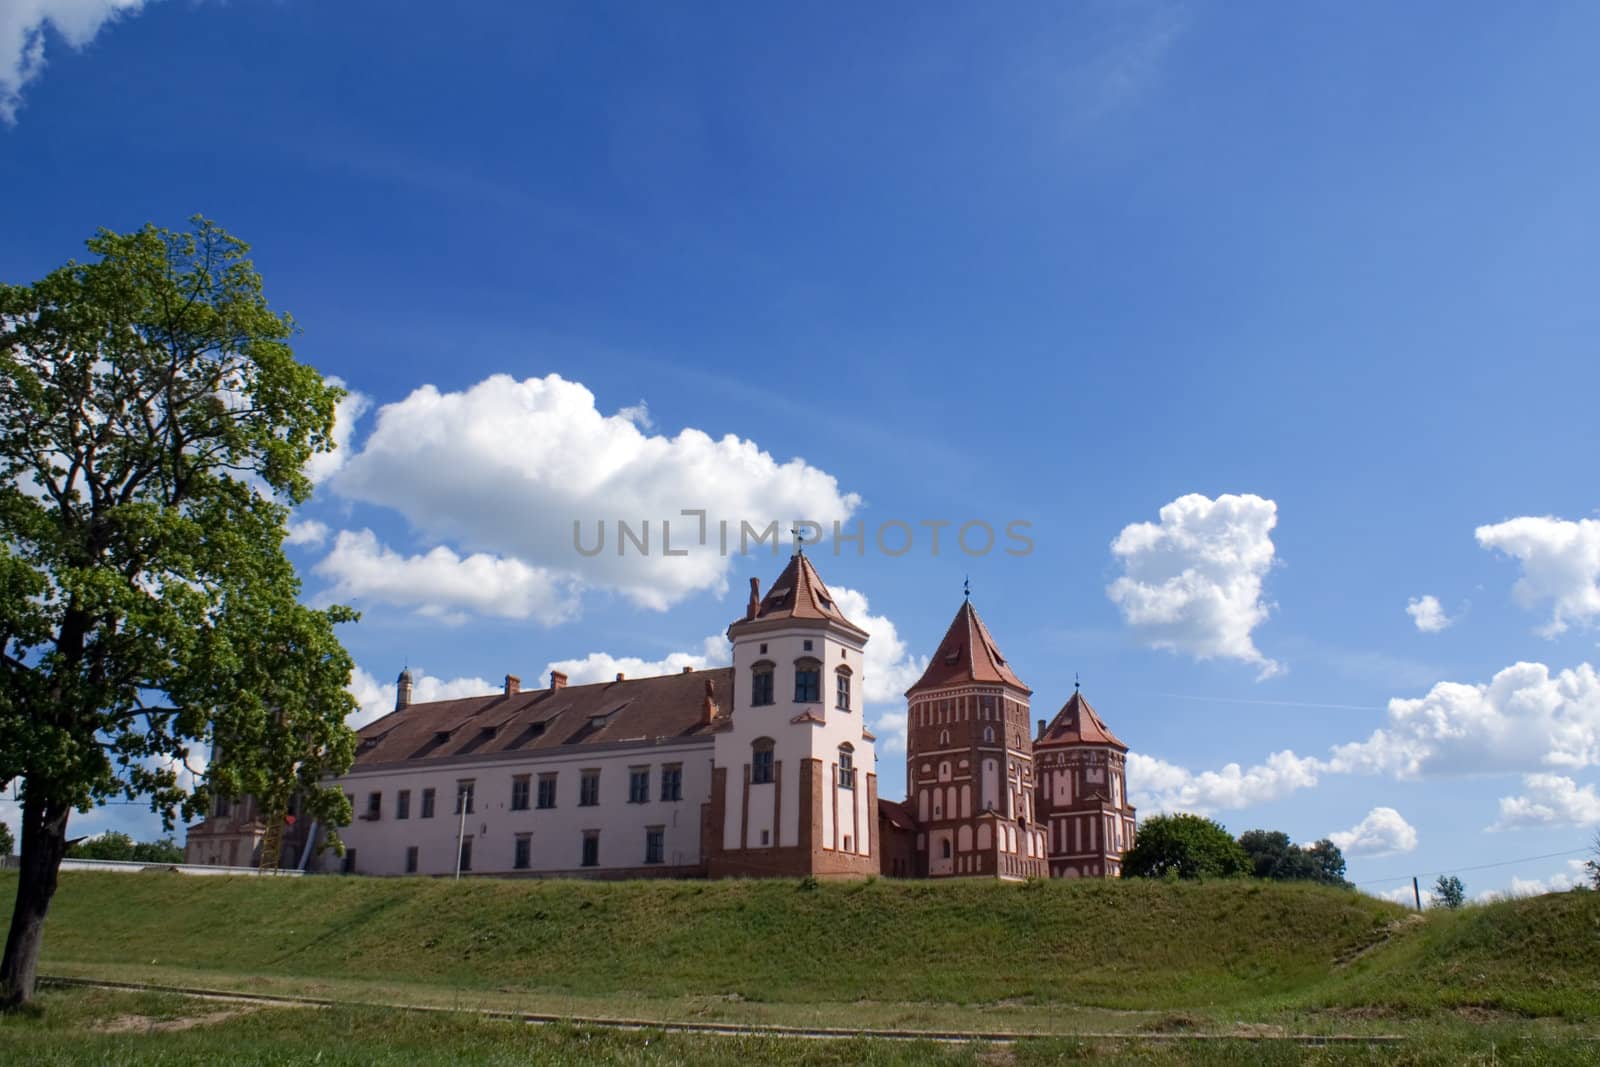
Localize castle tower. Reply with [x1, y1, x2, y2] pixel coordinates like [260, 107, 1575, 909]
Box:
[705, 550, 879, 878]
[904, 597, 1047, 880]
[1033, 688, 1137, 878]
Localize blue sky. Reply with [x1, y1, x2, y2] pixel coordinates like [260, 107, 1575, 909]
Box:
[6, 1, 1600, 898]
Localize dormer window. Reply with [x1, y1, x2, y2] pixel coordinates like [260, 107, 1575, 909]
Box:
[794, 658, 821, 703]
[943, 645, 961, 665]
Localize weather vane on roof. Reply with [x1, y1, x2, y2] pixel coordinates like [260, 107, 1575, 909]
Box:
[791, 524, 805, 555]
[1075, 672, 1081, 691]
[963, 575, 970, 600]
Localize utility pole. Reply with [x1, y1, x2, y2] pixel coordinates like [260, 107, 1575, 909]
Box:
[455, 786, 468, 881]
[1412, 875, 1422, 912]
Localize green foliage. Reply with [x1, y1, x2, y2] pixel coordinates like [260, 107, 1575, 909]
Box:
[1432, 875, 1466, 910]
[65, 833, 183, 863]
[1237, 830, 1350, 887]
[1122, 814, 1250, 880]
[1586, 830, 1600, 890]
[0, 822, 11, 856]
[0, 218, 360, 1000]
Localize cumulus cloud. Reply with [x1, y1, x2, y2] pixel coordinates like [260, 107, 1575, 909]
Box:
[1476, 516, 1600, 637]
[544, 635, 731, 688]
[314, 529, 580, 625]
[1490, 774, 1600, 830]
[1480, 861, 1590, 901]
[347, 665, 497, 729]
[327, 374, 859, 616]
[1127, 749, 1321, 814]
[304, 382, 372, 486]
[285, 518, 329, 547]
[1132, 660, 1600, 815]
[1107, 493, 1281, 678]
[1406, 595, 1453, 633]
[1, 0, 155, 123]
[1328, 807, 1418, 857]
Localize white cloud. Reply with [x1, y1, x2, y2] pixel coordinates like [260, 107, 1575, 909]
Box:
[314, 529, 580, 625]
[1366, 886, 1420, 907]
[1127, 749, 1321, 815]
[1107, 493, 1281, 678]
[0, 0, 154, 123]
[328, 373, 859, 615]
[1476, 516, 1600, 637]
[1481, 861, 1590, 901]
[1406, 595, 1453, 633]
[1129, 658, 1600, 824]
[543, 634, 730, 688]
[304, 382, 371, 486]
[347, 665, 497, 729]
[1490, 774, 1600, 830]
[1328, 807, 1418, 857]
[285, 518, 329, 547]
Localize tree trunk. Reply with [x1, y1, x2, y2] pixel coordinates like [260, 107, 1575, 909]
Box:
[0, 792, 69, 1009]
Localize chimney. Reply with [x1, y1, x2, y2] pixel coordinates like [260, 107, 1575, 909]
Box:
[395, 668, 413, 712]
[505, 674, 520, 696]
[615, 672, 625, 682]
[682, 665, 694, 673]
[550, 670, 567, 691]
[703, 677, 718, 725]
[1036, 718, 1046, 740]
[746, 577, 761, 620]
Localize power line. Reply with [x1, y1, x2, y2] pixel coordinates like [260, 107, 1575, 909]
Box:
[1356, 847, 1591, 887]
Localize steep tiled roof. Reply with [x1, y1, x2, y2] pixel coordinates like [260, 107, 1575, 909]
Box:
[730, 553, 867, 637]
[350, 667, 733, 768]
[907, 600, 1029, 694]
[878, 797, 918, 832]
[1036, 689, 1127, 751]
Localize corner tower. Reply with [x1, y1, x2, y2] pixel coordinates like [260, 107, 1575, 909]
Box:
[904, 597, 1047, 879]
[706, 550, 878, 879]
[1033, 688, 1137, 878]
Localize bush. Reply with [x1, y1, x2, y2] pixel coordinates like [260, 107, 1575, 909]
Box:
[1122, 814, 1250, 880]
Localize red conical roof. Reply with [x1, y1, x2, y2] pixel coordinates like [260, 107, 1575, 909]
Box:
[730, 553, 867, 637]
[1037, 689, 1126, 751]
[907, 599, 1029, 694]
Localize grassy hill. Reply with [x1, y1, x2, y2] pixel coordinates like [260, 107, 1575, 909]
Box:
[8, 872, 1599, 1027]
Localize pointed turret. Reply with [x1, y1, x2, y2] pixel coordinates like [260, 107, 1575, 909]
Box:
[907, 600, 1029, 695]
[729, 552, 866, 639]
[1037, 690, 1126, 750]
[1033, 685, 1136, 879]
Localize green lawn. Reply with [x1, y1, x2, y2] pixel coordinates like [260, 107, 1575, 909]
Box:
[2, 870, 1598, 1059]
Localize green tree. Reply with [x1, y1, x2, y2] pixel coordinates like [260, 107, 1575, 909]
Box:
[1586, 831, 1600, 891]
[0, 823, 12, 857]
[1304, 838, 1349, 888]
[1235, 830, 1350, 887]
[130, 837, 184, 864]
[1432, 874, 1466, 909]
[0, 219, 358, 1008]
[1122, 813, 1251, 880]
[66, 831, 135, 860]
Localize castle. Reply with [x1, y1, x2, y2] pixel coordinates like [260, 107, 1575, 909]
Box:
[186, 551, 1137, 879]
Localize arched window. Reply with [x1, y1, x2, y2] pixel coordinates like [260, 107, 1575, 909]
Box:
[751, 737, 775, 785]
[941, 839, 952, 859]
[794, 657, 821, 703]
[750, 660, 775, 707]
[938, 729, 950, 747]
[982, 726, 994, 744]
[837, 743, 855, 789]
[938, 761, 951, 782]
[834, 666, 852, 711]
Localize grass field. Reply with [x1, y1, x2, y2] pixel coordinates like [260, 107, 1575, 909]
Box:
[1, 871, 1598, 1062]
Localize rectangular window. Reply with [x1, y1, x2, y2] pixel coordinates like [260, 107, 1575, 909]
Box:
[751, 670, 774, 707]
[514, 834, 531, 870]
[836, 672, 851, 711]
[511, 775, 531, 811]
[396, 790, 411, 820]
[455, 780, 475, 815]
[537, 773, 557, 809]
[579, 770, 600, 807]
[838, 751, 855, 790]
[459, 836, 472, 873]
[660, 764, 683, 802]
[581, 831, 599, 867]
[760, 829, 770, 846]
[795, 667, 820, 703]
[404, 845, 418, 874]
[366, 792, 381, 820]
[645, 827, 664, 865]
[214, 795, 231, 819]
[628, 767, 650, 804]
[342, 848, 357, 874]
[752, 747, 774, 785]
[843, 834, 853, 852]
[421, 788, 436, 819]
